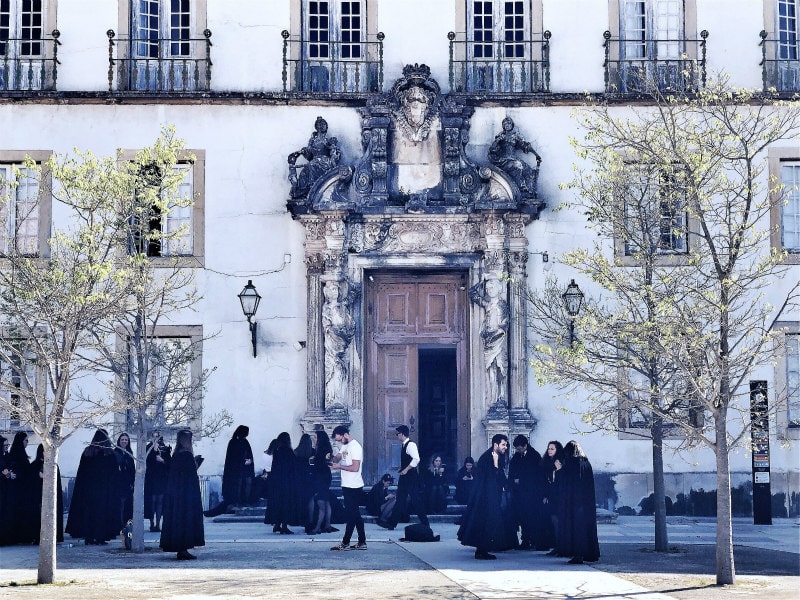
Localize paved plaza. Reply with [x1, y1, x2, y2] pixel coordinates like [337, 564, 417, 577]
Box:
[0, 517, 798, 599]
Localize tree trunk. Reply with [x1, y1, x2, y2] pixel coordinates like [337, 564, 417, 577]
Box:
[651, 417, 669, 552]
[715, 404, 735, 585]
[37, 446, 58, 584]
[131, 425, 148, 552]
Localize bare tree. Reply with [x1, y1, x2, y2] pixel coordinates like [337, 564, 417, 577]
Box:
[526, 79, 800, 584]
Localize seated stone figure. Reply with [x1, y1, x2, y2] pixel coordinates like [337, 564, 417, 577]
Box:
[488, 117, 541, 198]
[289, 116, 341, 198]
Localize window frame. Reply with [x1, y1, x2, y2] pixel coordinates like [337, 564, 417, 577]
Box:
[119, 148, 205, 268]
[0, 150, 52, 259]
[0, 329, 47, 434]
[114, 324, 204, 435]
[768, 147, 800, 264]
[773, 321, 800, 440]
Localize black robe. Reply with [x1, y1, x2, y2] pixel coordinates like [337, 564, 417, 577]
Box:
[556, 455, 600, 561]
[221, 436, 255, 506]
[457, 448, 517, 552]
[422, 468, 449, 514]
[365, 483, 389, 517]
[144, 442, 171, 519]
[0, 448, 12, 545]
[454, 467, 475, 504]
[32, 456, 64, 543]
[159, 449, 205, 552]
[5, 446, 36, 544]
[264, 445, 301, 526]
[509, 447, 543, 546]
[115, 447, 135, 524]
[65, 447, 120, 543]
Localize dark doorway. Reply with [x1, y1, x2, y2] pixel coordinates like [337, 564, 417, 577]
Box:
[417, 347, 458, 473]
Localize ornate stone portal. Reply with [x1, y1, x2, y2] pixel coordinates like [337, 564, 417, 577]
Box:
[289, 64, 543, 450]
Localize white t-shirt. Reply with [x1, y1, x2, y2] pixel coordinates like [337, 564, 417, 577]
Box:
[339, 438, 364, 489]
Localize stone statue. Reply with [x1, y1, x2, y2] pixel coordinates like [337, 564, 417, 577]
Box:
[322, 277, 359, 408]
[469, 277, 509, 408]
[289, 116, 342, 199]
[488, 117, 541, 198]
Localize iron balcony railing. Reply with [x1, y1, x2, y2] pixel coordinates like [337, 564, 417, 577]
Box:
[107, 29, 212, 93]
[447, 31, 551, 94]
[760, 31, 800, 93]
[0, 30, 60, 92]
[281, 30, 384, 94]
[603, 30, 708, 95]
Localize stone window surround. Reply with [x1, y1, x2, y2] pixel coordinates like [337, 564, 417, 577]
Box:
[113, 323, 205, 436]
[606, 0, 699, 59]
[116, 0, 208, 61]
[118, 148, 206, 268]
[0, 0, 58, 59]
[768, 146, 800, 264]
[0, 326, 48, 435]
[0, 150, 53, 260]
[774, 320, 800, 440]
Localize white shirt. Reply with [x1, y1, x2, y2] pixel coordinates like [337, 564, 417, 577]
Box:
[339, 439, 364, 489]
[404, 439, 421, 469]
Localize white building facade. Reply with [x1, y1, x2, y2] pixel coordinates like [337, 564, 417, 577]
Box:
[1, 0, 799, 517]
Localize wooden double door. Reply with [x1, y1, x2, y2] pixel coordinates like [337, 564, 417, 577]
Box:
[365, 271, 469, 483]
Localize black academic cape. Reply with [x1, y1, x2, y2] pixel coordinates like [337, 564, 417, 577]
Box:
[264, 445, 301, 526]
[65, 448, 120, 542]
[159, 449, 205, 552]
[144, 442, 171, 519]
[556, 455, 600, 561]
[221, 436, 255, 506]
[422, 468, 449, 514]
[457, 448, 517, 552]
[32, 457, 64, 543]
[0, 449, 12, 545]
[454, 467, 475, 504]
[3, 448, 37, 544]
[509, 447, 543, 544]
[115, 447, 135, 523]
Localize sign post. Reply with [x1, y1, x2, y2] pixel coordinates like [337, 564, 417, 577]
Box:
[750, 381, 772, 525]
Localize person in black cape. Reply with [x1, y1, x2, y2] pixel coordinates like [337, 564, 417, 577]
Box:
[308, 430, 337, 535]
[264, 431, 299, 534]
[457, 434, 517, 560]
[556, 440, 600, 564]
[205, 424, 255, 517]
[6, 431, 36, 544]
[145, 432, 172, 531]
[0, 435, 13, 545]
[294, 433, 314, 531]
[454, 456, 475, 505]
[508, 434, 543, 550]
[160, 429, 204, 560]
[65, 428, 121, 545]
[422, 454, 449, 514]
[541, 440, 563, 553]
[365, 473, 396, 526]
[32, 443, 64, 543]
[114, 432, 135, 528]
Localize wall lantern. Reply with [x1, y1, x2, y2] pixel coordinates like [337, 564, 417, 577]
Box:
[238, 280, 261, 357]
[562, 278, 584, 345]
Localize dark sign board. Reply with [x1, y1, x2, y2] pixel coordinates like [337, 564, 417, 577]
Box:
[750, 381, 772, 525]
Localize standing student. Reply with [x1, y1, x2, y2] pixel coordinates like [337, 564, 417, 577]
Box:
[508, 434, 543, 550]
[308, 430, 335, 535]
[557, 440, 600, 564]
[541, 440, 564, 553]
[457, 434, 517, 560]
[32, 443, 63, 544]
[264, 431, 300, 534]
[329, 425, 366, 551]
[384, 425, 429, 530]
[145, 432, 171, 532]
[160, 429, 205, 560]
[115, 432, 135, 527]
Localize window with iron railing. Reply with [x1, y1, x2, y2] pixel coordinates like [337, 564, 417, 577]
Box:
[448, 1, 550, 93]
[108, 0, 212, 92]
[283, 0, 383, 93]
[0, 342, 38, 433]
[760, 0, 800, 92]
[0, 162, 41, 256]
[605, 0, 707, 94]
[0, 0, 59, 91]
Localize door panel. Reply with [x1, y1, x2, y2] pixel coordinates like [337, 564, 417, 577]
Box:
[418, 282, 458, 336]
[376, 344, 417, 477]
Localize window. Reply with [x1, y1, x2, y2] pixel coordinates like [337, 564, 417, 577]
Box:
[453, 0, 548, 93]
[0, 343, 37, 432]
[0, 0, 57, 91]
[286, 0, 382, 93]
[121, 149, 205, 266]
[777, 0, 799, 60]
[122, 325, 203, 431]
[0, 151, 51, 258]
[774, 323, 800, 438]
[115, 0, 210, 92]
[768, 148, 800, 263]
[606, 0, 702, 94]
[619, 164, 688, 258]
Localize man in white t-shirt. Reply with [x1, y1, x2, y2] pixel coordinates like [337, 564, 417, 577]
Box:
[329, 425, 367, 550]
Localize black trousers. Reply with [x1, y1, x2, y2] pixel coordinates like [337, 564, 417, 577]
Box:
[341, 487, 366, 545]
[389, 471, 429, 527]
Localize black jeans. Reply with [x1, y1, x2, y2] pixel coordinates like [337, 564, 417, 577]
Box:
[341, 487, 365, 545]
[389, 471, 429, 527]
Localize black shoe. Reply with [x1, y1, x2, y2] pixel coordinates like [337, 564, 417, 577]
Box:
[568, 556, 584, 564]
[518, 540, 532, 550]
[280, 527, 294, 535]
[324, 526, 339, 533]
[475, 551, 496, 560]
[273, 525, 281, 533]
[177, 550, 197, 560]
[546, 549, 559, 556]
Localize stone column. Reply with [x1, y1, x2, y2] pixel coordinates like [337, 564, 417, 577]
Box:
[300, 217, 327, 434]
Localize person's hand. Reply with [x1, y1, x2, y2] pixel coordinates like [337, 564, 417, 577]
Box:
[156, 455, 164, 463]
[245, 459, 252, 465]
[543, 498, 548, 504]
[554, 459, 562, 470]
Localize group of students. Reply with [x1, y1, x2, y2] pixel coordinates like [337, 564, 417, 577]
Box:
[457, 434, 600, 563]
[0, 427, 204, 560]
[0, 432, 63, 546]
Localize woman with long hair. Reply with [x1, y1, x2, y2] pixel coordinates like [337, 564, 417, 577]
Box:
[145, 432, 171, 532]
[115, 432, 135, 527]
[7, 431, 36, 544]
[557, 440, 600, 564]
[454, 456, 475, 505]
[160, 429, 204, 560]
[423, 454, 449, 514]
[308, 430, 335, 535]
[264, 432, 299, 534]
[294, 433, 314, 531]
[541, 440, 564, 554]
[65, 429, 120, 545]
